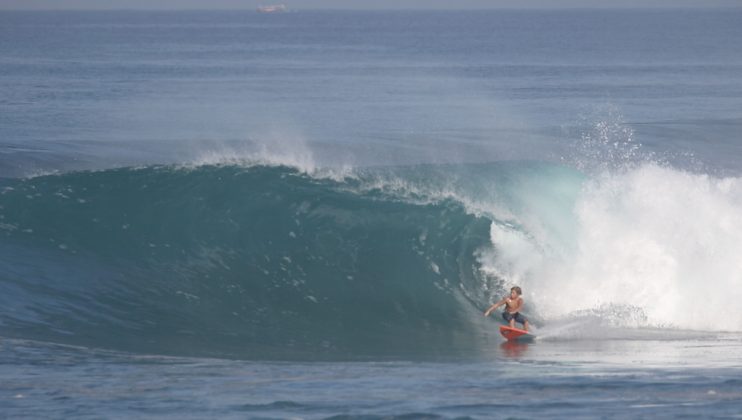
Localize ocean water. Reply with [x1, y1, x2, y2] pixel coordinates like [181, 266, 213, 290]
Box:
[1, 8, 742, 419]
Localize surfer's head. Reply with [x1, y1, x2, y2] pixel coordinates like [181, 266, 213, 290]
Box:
[510, 286, 522, 297]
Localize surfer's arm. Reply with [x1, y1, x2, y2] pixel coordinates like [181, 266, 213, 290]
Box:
[483, 298, 506, 317]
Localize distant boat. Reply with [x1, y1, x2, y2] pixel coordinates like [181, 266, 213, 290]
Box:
[257, 4, 287, 13]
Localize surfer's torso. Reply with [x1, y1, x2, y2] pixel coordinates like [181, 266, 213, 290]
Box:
[504, 297, 523, 313]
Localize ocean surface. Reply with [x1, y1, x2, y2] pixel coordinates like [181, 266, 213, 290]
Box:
[1, 8, 742, 419]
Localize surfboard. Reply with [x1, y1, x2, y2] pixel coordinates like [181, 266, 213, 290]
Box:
[499, 325, 534, 341]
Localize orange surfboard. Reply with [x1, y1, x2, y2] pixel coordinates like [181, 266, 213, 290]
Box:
[499, 325, 534, 341]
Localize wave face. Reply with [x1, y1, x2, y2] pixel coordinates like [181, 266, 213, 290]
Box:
[1, 161, 741, 359]
[0, 164, 497, 359]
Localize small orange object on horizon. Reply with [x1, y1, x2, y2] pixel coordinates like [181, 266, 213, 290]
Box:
[257, 4, 288, 13]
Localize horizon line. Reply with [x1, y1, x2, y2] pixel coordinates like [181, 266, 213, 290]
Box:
[2, 5, 741, 11]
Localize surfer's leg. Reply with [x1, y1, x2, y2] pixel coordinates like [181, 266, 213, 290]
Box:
[515, 313, 529, 331]
[502, 312, 515, 328]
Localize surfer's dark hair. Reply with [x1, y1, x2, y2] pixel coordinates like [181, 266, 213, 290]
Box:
[511, 286, 522, 295]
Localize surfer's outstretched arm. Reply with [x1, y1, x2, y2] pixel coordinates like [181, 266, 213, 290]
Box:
[483, 298, 506, 317]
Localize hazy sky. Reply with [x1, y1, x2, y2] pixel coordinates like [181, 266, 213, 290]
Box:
[1, 0, 740, 10]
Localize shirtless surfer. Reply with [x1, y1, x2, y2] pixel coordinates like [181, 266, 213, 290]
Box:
[484, 286, 530, 331]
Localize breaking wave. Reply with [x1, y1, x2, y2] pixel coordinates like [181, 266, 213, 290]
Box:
[1, 159, 740, 359]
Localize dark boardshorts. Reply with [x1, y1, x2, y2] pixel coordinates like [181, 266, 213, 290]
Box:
[502, 311, 527, 324]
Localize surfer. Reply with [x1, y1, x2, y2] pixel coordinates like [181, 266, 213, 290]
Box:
[483, 286, 530, 331]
